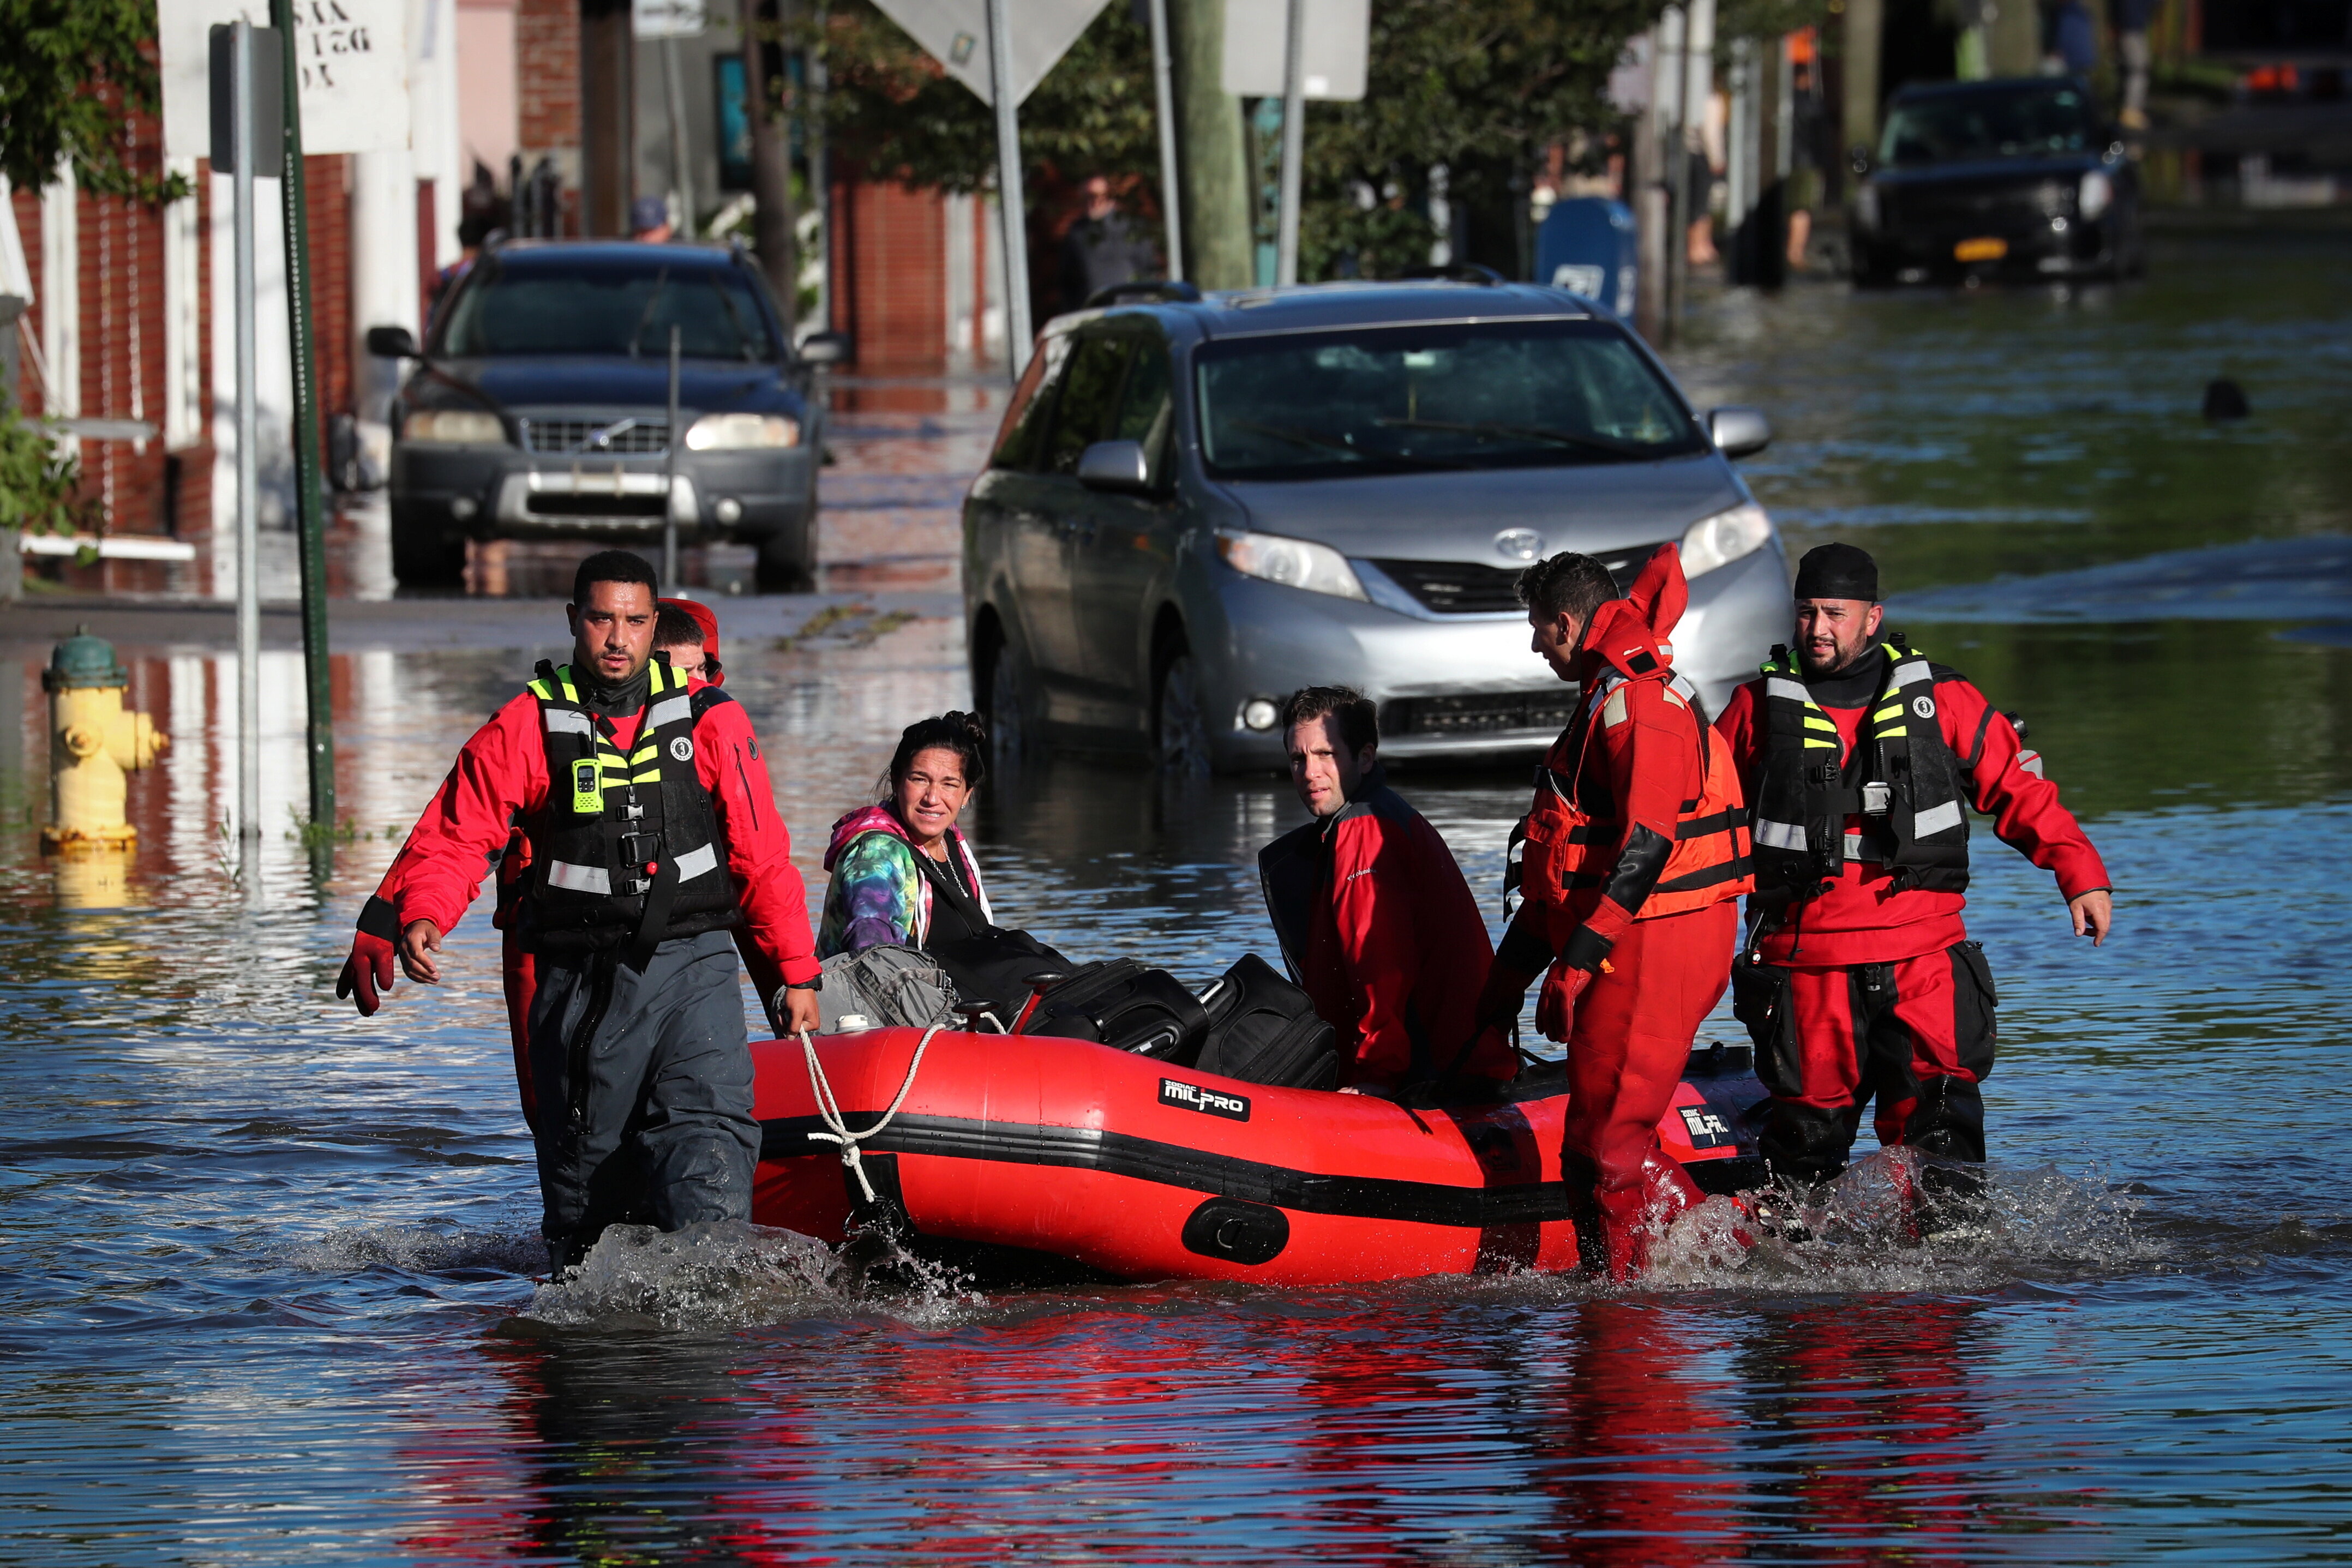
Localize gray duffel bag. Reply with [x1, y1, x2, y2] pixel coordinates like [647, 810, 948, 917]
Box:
[813, 943, 961, 1032]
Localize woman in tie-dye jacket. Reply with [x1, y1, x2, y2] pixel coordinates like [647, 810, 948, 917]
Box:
[819, 712, 995, 958]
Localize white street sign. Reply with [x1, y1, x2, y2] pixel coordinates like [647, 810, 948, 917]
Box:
[869, 0, 1112, 107]
[159, 0, 411, 159]
[634, 0, 707, 40]
[1221, 0, 1366, 100]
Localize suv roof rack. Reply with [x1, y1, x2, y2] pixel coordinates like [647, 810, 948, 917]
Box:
[1084, 279, 1205, 309]
[1399, 263, 1508, 286]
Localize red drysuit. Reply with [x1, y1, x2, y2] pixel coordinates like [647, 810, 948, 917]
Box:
[1485, 547, 1750, 1279]
[1715, 648, 2109, 1180]
[1258, 764, 1517, 1092]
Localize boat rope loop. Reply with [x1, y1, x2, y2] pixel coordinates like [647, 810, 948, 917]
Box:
[799, 1024, 944, 1205]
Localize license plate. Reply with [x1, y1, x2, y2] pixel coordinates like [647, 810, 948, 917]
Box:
[1954, 237, 2008, 262]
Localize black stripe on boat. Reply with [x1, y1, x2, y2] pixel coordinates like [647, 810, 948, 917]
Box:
[761, 1113, 1761, 1224]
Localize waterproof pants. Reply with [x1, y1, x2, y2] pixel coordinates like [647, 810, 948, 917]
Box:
[1560, 901, 1737, 1281]
[525, 929, 758, 1261]
[1749, 942, 1997, 1185]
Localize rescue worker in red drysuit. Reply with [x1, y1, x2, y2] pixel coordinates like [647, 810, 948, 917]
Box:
[1713, 542, 2113, 1191]
[1256, 686, 1517, 1095]
[1474, 546, 1754, 1281]
[338, 596, 781, 1136]
[334, 552, 822, 1273]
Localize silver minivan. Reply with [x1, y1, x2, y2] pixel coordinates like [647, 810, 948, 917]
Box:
[964, 278, 1787, 772]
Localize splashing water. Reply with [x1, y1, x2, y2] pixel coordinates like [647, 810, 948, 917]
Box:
[1644, 1147, 2151, 1293]
[519, 1219, 986, 1330]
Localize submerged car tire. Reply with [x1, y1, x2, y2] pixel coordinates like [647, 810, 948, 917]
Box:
[755, 528, 814, 594]
[980, 625, 1035, 760]
[390, 510, 467, 588]
[1154, 651, 1211, 776]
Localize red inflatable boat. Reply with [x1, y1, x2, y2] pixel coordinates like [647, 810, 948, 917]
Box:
[750, 1029, 1767, 1285]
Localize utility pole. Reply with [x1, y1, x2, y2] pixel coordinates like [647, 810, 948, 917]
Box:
[1633, 27, 1666, 344]
[231, 22, 263, 856]
[1166, 0, 1251, 287]
[268, 0, 336, 842]
[581, 0, 635, 234]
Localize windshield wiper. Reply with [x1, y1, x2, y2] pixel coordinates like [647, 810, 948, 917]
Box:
[1375, 417, 1652, 459]
[1225, 419, 1475, 472]
[628, 267, 672, 359]
[1229, 419, 1365, 460]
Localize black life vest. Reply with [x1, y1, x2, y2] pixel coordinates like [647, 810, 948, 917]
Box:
[516, 656, 740, 958]
[1750, 638, 1970, 899]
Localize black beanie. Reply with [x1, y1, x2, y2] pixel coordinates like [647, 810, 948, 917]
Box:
[1793, 542, 1880, 602]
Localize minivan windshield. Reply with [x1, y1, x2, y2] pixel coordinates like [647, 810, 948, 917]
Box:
[437, 257, 776, 360]
[1878, 84, 2100, 166]
[1194, 319, 1703, 479]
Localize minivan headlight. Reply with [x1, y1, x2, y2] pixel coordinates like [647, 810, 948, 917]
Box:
[2078, 169, 2114, 220]
[686, 412, 800, 450]
[403, 408, 506, 444]
[1680, 502, 1773, 578]
[1215, 529, 1367, 600]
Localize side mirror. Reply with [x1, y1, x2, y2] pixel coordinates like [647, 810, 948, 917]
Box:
[1708, 406, 1772, 459]
[797, 331, 850, 367]
[1849, 142, 1873, 176]
[365, 323, 420, 359]
[1076, 438, 1151, 493]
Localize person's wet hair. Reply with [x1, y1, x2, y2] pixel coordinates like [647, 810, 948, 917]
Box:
[653, 602, 705, 652]
[1515, 551, 1618, 624]
[573, 548, 658, 605]
[879, 711, 989, 800]
[1281, 686, 1378, 755]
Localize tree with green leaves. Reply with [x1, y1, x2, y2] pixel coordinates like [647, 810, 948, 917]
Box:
[0, 0, 178, 201]
[814, 0, 1662, 283]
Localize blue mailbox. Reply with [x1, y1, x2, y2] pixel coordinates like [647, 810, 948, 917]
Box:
[1535, 197, 1637, 320]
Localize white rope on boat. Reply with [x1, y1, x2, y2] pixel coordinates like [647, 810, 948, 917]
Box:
[800, 1023, 945, 1204]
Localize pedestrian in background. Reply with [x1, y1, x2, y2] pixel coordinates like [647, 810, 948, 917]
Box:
[1058, 175, 1159, 313]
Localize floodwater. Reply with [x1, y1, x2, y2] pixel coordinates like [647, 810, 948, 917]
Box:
[5, 224, 2351, 1563]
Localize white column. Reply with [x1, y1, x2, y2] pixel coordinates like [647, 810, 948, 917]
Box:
[411, 0, 465, 271]
[351, 149, 422, 429]
[39, 169, 79, 458]
[163, 157, 206, 452]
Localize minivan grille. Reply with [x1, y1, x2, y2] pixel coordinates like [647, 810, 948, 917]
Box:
[1384, 692, 1582, 737]
[1371, 540, 1670, 615]
[521, 418, 671, 455]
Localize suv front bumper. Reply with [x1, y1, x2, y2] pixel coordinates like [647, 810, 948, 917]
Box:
[391, 441, 815, 547]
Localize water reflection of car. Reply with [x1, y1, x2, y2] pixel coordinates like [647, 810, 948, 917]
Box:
[370, 241, 844, 589]
[963, 278, 1789, 773]
[1850, 77, 2143, 287]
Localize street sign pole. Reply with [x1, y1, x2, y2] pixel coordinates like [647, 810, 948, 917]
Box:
[984, 0, 1032, 379]
[268, 0, 337, 843]
[230, 21, 262, 852]
[1274, 0, 1306, 285]
[664, 325, 682, 589]
[1148, 0, 1184, 280]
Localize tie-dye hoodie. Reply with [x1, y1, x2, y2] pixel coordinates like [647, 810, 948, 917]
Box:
[818, 803, 995, 958]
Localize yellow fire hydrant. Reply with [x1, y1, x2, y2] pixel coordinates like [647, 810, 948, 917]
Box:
[43, 628, 167, 848]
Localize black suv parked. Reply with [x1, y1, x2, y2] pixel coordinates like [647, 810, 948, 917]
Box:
[1850, 77, 2143, 286]
[369, 241, 842, 588]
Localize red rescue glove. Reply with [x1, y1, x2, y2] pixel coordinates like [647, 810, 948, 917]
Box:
[336, 931, 397, 1016]
[1535, 963, 1596, 1043]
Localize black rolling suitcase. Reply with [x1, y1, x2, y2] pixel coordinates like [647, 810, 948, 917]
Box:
[1022, 959, 1213, 1064]
[1194, 953, 1339, 1091]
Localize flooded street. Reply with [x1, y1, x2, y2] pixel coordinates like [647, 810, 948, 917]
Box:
[4, 224, 2351, 1562]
